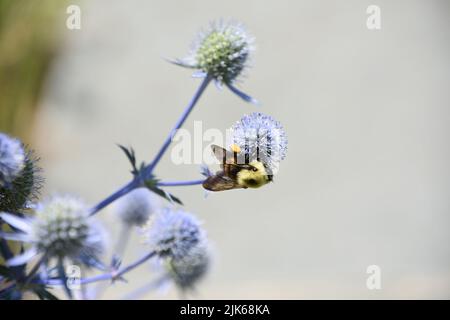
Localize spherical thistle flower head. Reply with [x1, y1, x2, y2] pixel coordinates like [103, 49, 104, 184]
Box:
[114, 187, 158, 227]
[0, 133, 43, 213]
[165, 242, 211, 291]
[31, 195, 91, 259]
[0, 133, 26, 188]
[0, 150, 43, 213]
[143, 208, 205, 260]
[0, 195, 106, 267]
[170, 20, 258, 104]
[188, 20, 254, 85]
[230, 112, 288, 174]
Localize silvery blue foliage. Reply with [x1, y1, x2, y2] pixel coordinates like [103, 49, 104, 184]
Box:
[0, 133, 25, 188]
[231, 112, 288, 174]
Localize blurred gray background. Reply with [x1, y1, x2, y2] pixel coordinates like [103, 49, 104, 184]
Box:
[29, 0, 450, 299]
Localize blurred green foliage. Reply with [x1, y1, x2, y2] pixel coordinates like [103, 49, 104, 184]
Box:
[0, 0, 66, 142]
[0, 0, 68, 267]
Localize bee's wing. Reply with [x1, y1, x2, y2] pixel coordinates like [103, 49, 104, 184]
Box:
[211, 144, 236, 166]
[202, 172, 244, 192]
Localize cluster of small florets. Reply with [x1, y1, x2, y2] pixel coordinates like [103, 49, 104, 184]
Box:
[145, 207, 211, 290]
[31, 195, 91, 258]
[186, 21, 253, 84]
[144, 208, 205, 260]
[0, 194, 107, 270]
[113, 176, 212, 290]
[231, 112, 288, 173]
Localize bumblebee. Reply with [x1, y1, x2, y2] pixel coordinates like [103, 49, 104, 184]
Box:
[202, 144, 273, 191]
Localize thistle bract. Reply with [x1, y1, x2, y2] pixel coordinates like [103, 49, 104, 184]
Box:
[0, 152, 42, 213]
[231, 112, 288, 173]
[144, 208, 205, 259]
[0, 133, 42, 213]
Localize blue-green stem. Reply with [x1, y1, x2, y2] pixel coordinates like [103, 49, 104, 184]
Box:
[157, 179, 205, 187]
[143, 74, 213, 175]
[89, 75, 212, 216]
[44, 251, 156, 286]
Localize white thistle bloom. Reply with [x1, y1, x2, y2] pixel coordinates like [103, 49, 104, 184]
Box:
[114, 188, 158, 227]
[230, 112, 288, 174]
[0, 133, 26, 187]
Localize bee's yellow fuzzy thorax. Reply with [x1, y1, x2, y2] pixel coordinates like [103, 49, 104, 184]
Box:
[237, 161, 269, 188]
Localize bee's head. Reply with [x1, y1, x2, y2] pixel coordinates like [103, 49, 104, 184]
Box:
[237, 161, 272, 188]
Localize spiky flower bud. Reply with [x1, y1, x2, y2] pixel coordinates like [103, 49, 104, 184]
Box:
[166, 243, 210, 290]
[32, 195, 90, 258]
[230, 112, 288, 173]
[114, 188, 157, 227]
[144, 208, 205, 260]
[0, 133, 42, 212]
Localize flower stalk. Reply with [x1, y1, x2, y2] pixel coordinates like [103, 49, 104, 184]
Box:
[89, 75, 212, 216]
[44, 251, 156, 286]
[157, 179, 205, 187]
